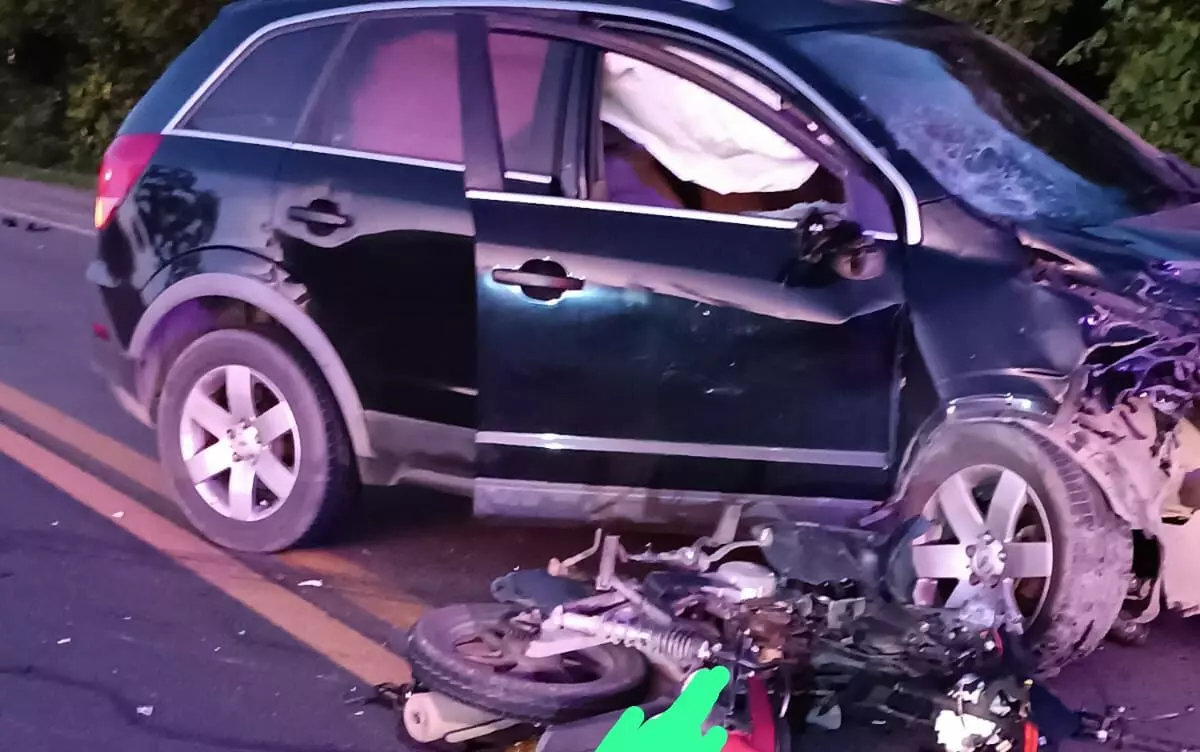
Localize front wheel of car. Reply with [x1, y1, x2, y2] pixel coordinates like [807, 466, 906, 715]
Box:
[902, 421, 1132, 675]
[156, 327, 358, 553]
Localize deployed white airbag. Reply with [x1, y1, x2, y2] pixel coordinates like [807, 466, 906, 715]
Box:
[600, 49, 820, 196]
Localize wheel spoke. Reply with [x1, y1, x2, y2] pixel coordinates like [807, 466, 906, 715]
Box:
[255, 452, 296, 500]
[945, 579, 984, 609]
[911, 544, 972, 580]
[185, 393, 235, 438]
[225, 366, 255, 420]
[253, 403, 295, 444]
[1003, 542, 1053, 579]
[937, 473, 987, 542]
[986, 470, 1028, 540]
[228, 461, 256, 521]
[185, 442, 233, 483]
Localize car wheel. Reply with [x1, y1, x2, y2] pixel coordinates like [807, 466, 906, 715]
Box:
[156, 327, 358, 553]
[901, 421, 1132, 675]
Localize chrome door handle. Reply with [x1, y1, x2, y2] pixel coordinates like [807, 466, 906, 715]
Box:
[287, 205, 351, 229]
[492, 269, 584, 291]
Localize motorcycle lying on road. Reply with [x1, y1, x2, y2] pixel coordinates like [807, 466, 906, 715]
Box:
[387, 503, 1045, 752]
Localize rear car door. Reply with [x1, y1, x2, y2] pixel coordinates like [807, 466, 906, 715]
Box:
[110, 19, 348, 334]
[463, 17, 909, 526]
[271, 10, 477, 451]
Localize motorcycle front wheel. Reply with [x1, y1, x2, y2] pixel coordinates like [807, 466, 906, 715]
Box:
[404, 603, 649, 724]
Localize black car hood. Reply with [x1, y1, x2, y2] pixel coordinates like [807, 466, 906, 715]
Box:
[1022, 201, 1200, 266]
[1019, 202, 1200, 342]
[1089, 201, 1200, 260]
[905, 201, 1200, 407]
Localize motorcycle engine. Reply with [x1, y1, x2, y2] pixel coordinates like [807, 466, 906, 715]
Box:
[711, 562, 779, 602]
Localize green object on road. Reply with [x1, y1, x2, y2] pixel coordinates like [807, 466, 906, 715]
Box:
[596, 665, 730, 752]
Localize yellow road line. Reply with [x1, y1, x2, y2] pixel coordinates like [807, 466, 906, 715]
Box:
[0, 422, 411, 686]
[0, 381, 169, 495]
[0, 380, 426, 629]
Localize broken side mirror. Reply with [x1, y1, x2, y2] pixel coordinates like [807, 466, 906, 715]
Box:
[781, 210, 887, 286]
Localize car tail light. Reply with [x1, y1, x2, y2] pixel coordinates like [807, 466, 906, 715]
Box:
[95, 133, 162, 230]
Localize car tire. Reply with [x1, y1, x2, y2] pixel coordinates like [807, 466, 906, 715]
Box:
[901, 420, 1132, 676]
[156, 326, 358, 553]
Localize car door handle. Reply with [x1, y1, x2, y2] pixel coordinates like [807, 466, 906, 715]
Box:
[287, 204, 351, 229]
[492, 269, 584, 291]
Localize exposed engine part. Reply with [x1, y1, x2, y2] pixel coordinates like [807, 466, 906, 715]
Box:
[934, 709, 1002, 752]
[712, 561, 778, 601]
[402, 691, 518, 745]
[547, 610, 719, 665]
[824, 597, 867, 630]
[737, 605, 802, 666]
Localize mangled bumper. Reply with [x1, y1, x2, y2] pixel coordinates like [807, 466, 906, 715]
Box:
[1020, 246, 1200, 615]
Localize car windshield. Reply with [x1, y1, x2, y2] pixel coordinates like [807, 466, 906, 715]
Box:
[789, 25, 1182, 227]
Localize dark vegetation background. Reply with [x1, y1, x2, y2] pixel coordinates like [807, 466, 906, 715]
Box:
[0, 0, 1196, 179]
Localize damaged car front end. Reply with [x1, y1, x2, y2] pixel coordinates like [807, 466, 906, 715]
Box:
[893, 208, 1200, 646]
[789, 17, 1200, 656]
[1019, 217, 1200, 621]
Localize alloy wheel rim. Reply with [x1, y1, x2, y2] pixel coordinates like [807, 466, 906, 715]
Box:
[452, 624, 606, 684]
[912, 465, 1054, 625]
[178, 365, 300, 522]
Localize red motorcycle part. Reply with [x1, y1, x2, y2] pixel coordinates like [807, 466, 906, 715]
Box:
[722, 677, 778, 752]
[1023, 721, 1042, 752]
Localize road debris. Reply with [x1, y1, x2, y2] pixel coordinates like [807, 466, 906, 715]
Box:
[56, 638, 71, 645]
[297, 579, 324, 589]
[1139, 706, 1197, 722]
[112, 511, 125, 519]
[136, 706, 154, 718]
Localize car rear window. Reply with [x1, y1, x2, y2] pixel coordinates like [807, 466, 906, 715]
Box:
[182, 22, 346, 141]
[300, 15, 464, 163]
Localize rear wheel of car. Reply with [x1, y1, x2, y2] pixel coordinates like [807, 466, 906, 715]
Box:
[902, 421, 1132, 675]
[156, 327, 358, 553]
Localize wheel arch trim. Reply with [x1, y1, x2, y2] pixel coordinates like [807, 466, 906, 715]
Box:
[129, 272, 375, 458]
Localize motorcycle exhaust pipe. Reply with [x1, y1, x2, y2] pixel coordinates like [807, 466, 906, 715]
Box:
[403, 691, 519, 745]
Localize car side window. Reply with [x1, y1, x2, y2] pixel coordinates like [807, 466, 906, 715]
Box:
[488, 32, 572, 177]
[300, 15, 463, 163]
[593, 48, 847, 217]
[183, 22, 346, 141]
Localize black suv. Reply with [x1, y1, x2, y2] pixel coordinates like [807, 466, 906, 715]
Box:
[88, 0, 1200, 672]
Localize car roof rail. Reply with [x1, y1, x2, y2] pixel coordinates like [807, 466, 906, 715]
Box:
[675, 0, 735, 10]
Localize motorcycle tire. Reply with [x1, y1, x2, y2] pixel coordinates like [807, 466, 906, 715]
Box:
[405, 604, 649, 724]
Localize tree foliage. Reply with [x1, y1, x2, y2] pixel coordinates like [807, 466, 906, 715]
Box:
[923, 0, 1200, 164]
[0, 0, 1196, 174]
[0, 0, 224, 172]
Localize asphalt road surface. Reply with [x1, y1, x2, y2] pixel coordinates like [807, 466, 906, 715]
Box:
[0, 177, 1196, 752]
